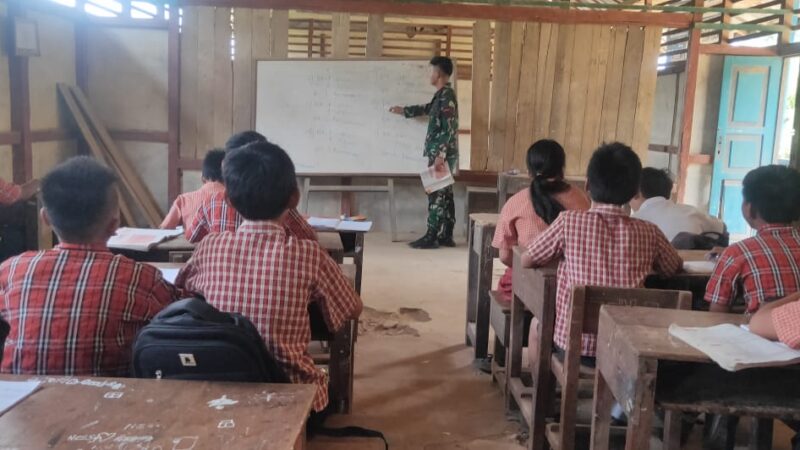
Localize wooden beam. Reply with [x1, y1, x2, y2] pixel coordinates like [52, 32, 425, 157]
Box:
[700, 43, 778, 55]
[677, 0, 703, 203]
[8, 3, 32, 183]
[181, 0, 693, 28]
[30, 129, 76, 142]
[366, 14, 384, 57]
[0, 132, 21, 146]
[781, 0, 794, 45]
[688, 154, 713, 165]
[168, 8, 181, 203]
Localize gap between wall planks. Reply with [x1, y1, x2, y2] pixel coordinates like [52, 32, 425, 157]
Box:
[481, 23, 662, 175]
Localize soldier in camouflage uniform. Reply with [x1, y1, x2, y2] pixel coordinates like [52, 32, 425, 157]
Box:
[390, 57, 459, 249]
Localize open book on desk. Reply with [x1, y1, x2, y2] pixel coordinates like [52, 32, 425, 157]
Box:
[669, 323, 800, 371]
[307, 217, 372, 233]
[0, 380, 41, 416]
[107, 227, 184, 252]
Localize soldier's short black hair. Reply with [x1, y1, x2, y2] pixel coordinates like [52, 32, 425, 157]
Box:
[742, 165, 800, 224]
[202, 149, 225, 182]
[225, 131, 268, 151]
[430, 56, 454, 77]
[586, 143, 642, 205]
[640, 167, 673, 199]
[224, 142, 297, 221]
[42, 156, 118, 242]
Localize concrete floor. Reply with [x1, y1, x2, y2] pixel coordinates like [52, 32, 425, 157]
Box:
[309, 233, 794, 450]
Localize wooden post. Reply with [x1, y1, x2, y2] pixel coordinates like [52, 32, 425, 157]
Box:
[721, 0, 733, 43]
[168, 1, 181, 203]
[307, 19, 315, 58]
[332, 13, 350, 58]
[7, 2, 33, 183]
[271, 10, 289, 58]
[781, 0, 794, 46]
[677, 1, 704, 203]
[445, 25, 453, 56]
[366, 14, 384, 58]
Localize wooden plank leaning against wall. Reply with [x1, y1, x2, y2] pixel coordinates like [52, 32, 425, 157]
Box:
[476, 23, 663, 175]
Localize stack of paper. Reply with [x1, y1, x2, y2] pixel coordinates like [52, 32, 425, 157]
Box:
[0, 380, 41, 416]
[669, 323, 800, 371]
[683, 260, 716, 274]
[420, 164, 454, 194]
[107, 228, 184, 252]
[307, 218, 373, 233]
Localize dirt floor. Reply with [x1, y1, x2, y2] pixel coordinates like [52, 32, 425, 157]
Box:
[309, 233, 795, 450]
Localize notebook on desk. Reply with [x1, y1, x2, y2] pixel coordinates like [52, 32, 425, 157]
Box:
[107, 228, 184, 252]
[307, 217, 373, 232]
[669, 323, 800, 371]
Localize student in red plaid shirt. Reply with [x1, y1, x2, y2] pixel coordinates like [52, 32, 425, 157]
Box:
[186, 131, 317, 244]
[705, 165, 800, 314]
[176, 142, 362, 413]
[0, 157, 178, 376]
[522, 143, 683, 365]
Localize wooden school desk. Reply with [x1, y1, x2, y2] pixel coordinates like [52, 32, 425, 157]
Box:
[148, 262, 359, 415]
[465, 213, 499, 360]
[592, 306, 800, 450]
[646, 250, 714, 310]
[0, 375, 314, 450]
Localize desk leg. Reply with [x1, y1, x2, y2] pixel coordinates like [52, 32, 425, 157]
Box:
[329, 320, 354, 414]
[354, 233, 364, 295]
[749, 417, 773, 450]
[474, 224, 493, 360]
[591, 370, 613, 450]
[465, 218, 477, 347]
[294, 426, 307, 450]
[506, 294, 524, 413]
[663, 410, 683, 450]
[625, 365, 657, 450]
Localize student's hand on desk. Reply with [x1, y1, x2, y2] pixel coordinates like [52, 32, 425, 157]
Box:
[389, 106, 404, 115]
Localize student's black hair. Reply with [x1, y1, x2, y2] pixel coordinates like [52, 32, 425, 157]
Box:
[586, 142, 642, 205]
[225, 131, 268, 151]
[41, 156, 118, 242]
[640, 167, 674, 199]
[527, 140, 570, 225]
[430, 56, 454, 77]
[223, 142, 297, 221]
[202, 149, 226, 182]
[742, 165, 800, 224]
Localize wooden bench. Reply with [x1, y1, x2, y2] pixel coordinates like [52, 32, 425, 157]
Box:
[489, 290, 531, 396]
[545, 286, 691, 450]
[593, 306, 800, 450]
[465, 213, 499, 360]
[0, 375, 314, 450]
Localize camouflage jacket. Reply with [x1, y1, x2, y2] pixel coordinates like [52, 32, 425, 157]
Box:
[403, 83, 459, 162]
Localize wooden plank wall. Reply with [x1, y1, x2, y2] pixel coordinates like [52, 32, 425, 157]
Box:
[477, 23, 663, 175]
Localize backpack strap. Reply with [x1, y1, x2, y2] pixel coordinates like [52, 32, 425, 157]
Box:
[154, 298, 234, 324]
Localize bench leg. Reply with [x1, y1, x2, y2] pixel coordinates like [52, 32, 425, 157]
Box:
[474, 224, 493, 360]
[749, 417, 773, 450]
[465, 219, 477, 347]
[328, 321, 354, 414]
[591, 370, 613, 450]
[663, 410, 683, 450]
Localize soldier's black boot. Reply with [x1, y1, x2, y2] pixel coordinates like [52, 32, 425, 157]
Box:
[410, 231, 439, 249]
[438, 223, 456, 247]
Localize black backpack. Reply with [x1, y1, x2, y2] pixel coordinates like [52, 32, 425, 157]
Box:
[131, 298, 288, 383]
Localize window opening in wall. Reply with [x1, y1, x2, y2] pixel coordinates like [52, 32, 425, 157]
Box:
[776, 57, 799, 165]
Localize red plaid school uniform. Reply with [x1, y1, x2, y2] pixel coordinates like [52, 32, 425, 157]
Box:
[186, 192, 317, 243]
[0, 178, 21, 206]
[175, 221, 361, 411]
[161, 182, 226, 230]
[526, 204, 683, 356]
[0, 244, 177, 376]
[492, 186, 591, 302]
[772, 300, 800, 349]
[705, 225, 800, 312]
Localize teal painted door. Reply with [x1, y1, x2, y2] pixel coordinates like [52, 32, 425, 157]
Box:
[709, 56, 783, 240]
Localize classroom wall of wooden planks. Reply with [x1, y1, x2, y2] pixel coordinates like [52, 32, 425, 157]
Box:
[470, 22, 663, 176]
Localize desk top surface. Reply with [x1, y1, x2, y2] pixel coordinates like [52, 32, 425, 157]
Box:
[0, 375, 314, 450]
[599, 306, 743, 363]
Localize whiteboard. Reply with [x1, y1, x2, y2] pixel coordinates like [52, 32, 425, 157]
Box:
[255, 60, 439, 175]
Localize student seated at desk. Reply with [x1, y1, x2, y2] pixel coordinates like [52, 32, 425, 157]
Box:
[630, 167, 725, 244]
[492, 140, 589, 304]
[705, 165, 800, 314]
[175, 142, 362, 413]
[187, 131, 316, 243]
[160, 149, 226, 231]
[0, 177, 39, 206]
[0, 157, 178, 376]
[522, 143, 682, 364]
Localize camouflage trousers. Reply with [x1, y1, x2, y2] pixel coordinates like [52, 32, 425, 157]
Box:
[427, 185, 455, 238]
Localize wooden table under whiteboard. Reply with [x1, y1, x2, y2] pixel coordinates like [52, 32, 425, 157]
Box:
[592, 306, 800, 450]
[0, 375, 314, 450]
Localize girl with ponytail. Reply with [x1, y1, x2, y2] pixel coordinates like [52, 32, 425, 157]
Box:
[491, 140, 590, 304]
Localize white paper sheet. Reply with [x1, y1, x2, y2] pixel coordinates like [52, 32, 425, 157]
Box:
[307, 217, 341, 230]
[159, 268, 180, 284]
[107, 228, 184, 252]
[336, 221, 373, 232]
[683, 260, 716, 274]
[0, 380, 41, 416]
[669, 323, 800, 371]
